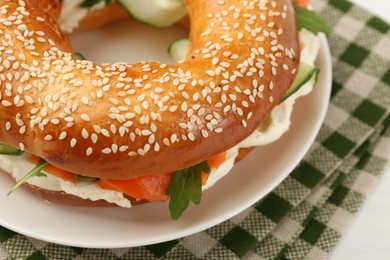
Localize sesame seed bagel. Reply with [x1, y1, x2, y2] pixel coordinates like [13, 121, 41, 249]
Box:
[0, 0, 299, 180]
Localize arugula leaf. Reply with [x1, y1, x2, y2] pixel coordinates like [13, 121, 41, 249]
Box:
[294, 6, 331, 35]
[166, 161, 211, 220]
[7, 159, 48, 195]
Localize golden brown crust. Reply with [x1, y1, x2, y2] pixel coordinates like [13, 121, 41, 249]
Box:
[27, 0, 62, 19]
[0, 0, 299, 180]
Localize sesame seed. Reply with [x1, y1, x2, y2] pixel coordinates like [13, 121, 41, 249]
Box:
[59, 132, 67, 140]
[86, 147, 93, 156]
[70, 138, 77, 148]
[81, 114, 90, 121]
[101, 129, 110, 137]
[206, 70, 215, 76]
[19, 126, 26, 134]
[201, 129, 209, 138]
[112, 144, 118, 153]
[102, 148, 111, 154]
[82, 128, 89, 139]
[119, 145, 129, 152]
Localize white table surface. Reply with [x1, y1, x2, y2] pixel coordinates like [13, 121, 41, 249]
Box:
[330, 0, 390, 259]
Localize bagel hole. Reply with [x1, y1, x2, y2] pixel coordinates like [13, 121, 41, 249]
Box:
[69, 18, 188, 65]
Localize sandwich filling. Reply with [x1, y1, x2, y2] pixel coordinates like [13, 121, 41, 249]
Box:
[0, 29, 320, 207]
[58, 0, 108, 33]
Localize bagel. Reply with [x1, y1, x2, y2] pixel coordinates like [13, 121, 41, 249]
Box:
[0, 0, 299, 178]
[0, 0, 323, 217]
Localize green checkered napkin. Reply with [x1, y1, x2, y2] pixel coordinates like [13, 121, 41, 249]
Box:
[1, 0, 390, 259]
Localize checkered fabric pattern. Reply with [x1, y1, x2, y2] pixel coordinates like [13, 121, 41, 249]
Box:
[1, 0, 390, 259]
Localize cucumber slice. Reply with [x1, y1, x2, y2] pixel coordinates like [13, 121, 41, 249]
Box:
[168, 38, 189, 62]
[74, 52, 86, 60]
[279, 62, 319, 103]
[75, 174, 99, 183]
[117, 0, 187, 28]
[0, 143, 23, 156]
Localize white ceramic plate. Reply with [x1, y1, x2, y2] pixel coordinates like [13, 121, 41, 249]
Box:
[0, 19, 332, 248]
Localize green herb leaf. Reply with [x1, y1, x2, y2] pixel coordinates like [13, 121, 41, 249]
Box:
[79, 0, 105, 8]
[7, 159, 48, 195]
[0, 143, 23, 156]
[166, 161, 211, 220]
[294, 6, 331, 35]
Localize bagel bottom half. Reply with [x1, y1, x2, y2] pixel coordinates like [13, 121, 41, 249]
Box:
[2, 148, 253, 207]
